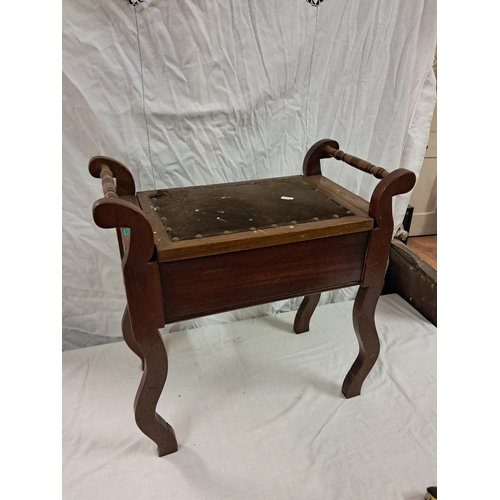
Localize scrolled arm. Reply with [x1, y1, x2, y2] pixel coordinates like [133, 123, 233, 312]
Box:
[368, 168, 416, 228]
[92, 197, 155, 265]
[89, 156, 154, 264]
[89, 156, 136, 197]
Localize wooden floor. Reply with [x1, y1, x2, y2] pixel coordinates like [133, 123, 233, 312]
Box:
[407, 235, 437, 270]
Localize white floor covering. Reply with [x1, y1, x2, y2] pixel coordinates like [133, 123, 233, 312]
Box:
[62, 294, 436, 500]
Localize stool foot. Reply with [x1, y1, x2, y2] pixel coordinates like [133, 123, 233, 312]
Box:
[133, 327, 178, 456]
[122, 305, 145, 370]
[294, 293, 321, 333]
[154, 415, 178, 457]
[342, 285, 381, 398]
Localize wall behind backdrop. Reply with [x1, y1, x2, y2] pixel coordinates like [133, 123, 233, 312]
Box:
[62, 0, 436, 349]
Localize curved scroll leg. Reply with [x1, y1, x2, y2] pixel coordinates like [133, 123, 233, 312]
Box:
[341, 168, 416, 398]
[122, 305, 145, 370]
[294, 293, 321, 334]
[91, 168, 178, 456]
[133, 325, 178, 457]
[341, 284, 382, 398]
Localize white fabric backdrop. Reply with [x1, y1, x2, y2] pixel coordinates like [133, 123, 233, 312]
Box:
[62, 0, 436, 346]
[63, 295, 437, 499]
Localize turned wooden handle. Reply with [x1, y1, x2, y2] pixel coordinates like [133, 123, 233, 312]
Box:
[324, 145, 389, 180]
[100, 164, 119, 199]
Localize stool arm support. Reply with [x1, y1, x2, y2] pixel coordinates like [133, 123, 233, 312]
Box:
[92, 198, 155, 265]
[368, 169, 416, 231]
[302, 139, 340, 176]
[89, 156, 136, 197]
[362, 168, 416, 287]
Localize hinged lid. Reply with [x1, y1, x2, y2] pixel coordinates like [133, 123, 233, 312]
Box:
[137, 175, 373, 262]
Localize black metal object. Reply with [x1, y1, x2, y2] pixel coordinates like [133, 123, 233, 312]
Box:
[403, 205, 414, 233]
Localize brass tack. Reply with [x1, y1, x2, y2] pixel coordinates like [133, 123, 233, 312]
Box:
[161, 217, 167, 222]
[332, 214, 339, 219]
[196, 234, 202, 238]
[271, 224, 277, 228]
[224, 230, 230, 235]
[346, 210, 353, 215]
[291, 220, 297, 225]
[313, 217, 319, 221]
[249, 227, 257, 231]
[173, 237, 179, 242]
[166, 227, 172, 232]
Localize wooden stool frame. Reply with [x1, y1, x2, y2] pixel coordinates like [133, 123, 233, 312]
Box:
[89, 139, 415, 456]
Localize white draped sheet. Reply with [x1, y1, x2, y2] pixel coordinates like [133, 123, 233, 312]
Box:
[62, 295, 437, 499]
[62, 0, 436, 345]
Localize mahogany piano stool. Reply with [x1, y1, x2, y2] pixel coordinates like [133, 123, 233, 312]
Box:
[89, 139, 416, 456]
